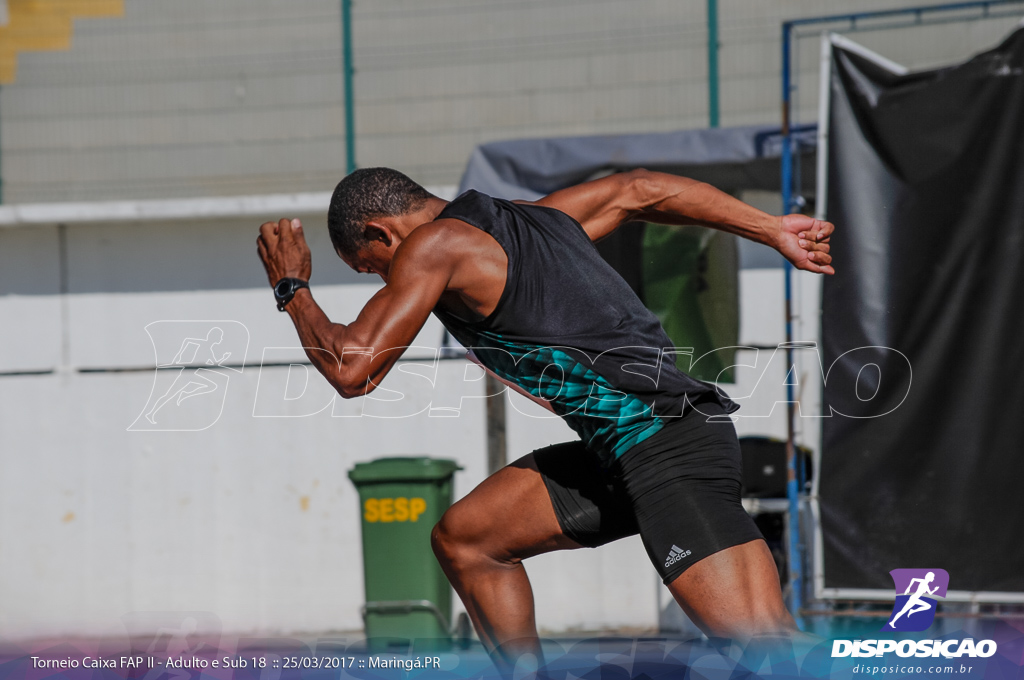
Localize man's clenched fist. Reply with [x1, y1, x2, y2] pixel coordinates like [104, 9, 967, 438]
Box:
[257, 217, 312, 285]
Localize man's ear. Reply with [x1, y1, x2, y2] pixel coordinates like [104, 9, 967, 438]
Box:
[364, 221, 393, 247]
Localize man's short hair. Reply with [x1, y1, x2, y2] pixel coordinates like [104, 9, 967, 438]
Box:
[328, 167, 433, 256]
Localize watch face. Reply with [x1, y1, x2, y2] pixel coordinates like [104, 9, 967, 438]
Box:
[275, 279, 292, 297]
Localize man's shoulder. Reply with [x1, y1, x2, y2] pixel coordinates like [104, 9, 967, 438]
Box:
[410, 215, 482, 242]
[439, 188, 492, 213]
[394, 216, 491, 267]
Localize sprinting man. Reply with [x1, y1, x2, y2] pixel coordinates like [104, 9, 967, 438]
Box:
[256, 168, 834, 673]
[889, 571, 939, 627]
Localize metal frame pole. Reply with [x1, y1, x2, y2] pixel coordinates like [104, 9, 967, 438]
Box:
[342, 0, 356, 174]
[779, 21, 803, 626]
[784, 0, 1018, 33]
[485, 376, 507, 475]
[707, 0, 720, 127]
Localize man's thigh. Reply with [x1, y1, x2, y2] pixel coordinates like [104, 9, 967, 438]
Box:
[532, 440, 639, 549]
[667, 539, 794, 637]
[439, 449, 581, 561]
[614, 410, 763, 585]
[440, 440, 638, 561]
[611, 405, 793, 636]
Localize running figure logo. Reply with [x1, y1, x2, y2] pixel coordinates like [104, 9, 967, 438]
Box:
[129, 321, 249, 432]
[882, 568, 949, 632]
[144, 328, 231, 424]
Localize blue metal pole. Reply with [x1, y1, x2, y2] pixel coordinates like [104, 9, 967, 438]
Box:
[780, 21, 803, 627]
[707, 0, 720, 128]
[342, 0, 356, 174]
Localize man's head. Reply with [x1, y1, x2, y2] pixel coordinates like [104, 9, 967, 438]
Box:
[327, 167, 434, 276]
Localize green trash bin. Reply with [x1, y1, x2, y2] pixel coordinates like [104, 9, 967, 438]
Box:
[348, 457, 462, 649]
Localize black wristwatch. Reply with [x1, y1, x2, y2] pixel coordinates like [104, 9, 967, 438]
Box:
[273, 277, 309, 311]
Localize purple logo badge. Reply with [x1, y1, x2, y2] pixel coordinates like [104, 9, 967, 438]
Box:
[882, 568, 949, 632]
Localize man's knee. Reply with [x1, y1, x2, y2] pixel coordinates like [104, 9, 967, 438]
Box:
[431, 504, 482, 566]
[431, 503, 515, 571]
[430, 512, 458, 563]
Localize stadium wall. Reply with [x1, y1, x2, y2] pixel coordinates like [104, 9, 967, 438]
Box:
[0, 0, 1020, 202]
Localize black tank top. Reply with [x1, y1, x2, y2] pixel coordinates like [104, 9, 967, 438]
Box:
[433, 190, 737, 463]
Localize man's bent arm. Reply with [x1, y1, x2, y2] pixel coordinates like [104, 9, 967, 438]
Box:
[535, 169, 834, 274]
[258, 219, 452, 397]
[629, 171, 780, 244]
[280, 289, 370, 397]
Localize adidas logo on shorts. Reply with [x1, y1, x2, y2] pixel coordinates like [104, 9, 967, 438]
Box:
[664, 544, 692, 568]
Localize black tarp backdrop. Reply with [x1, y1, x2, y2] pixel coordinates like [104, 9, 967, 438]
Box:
[822, 28, 1024, 592]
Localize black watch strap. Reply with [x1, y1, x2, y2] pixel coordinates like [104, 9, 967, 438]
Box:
[274, 277, 309, 311]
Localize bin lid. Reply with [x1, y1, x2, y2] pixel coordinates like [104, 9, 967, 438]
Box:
[347, 456, 462, 483]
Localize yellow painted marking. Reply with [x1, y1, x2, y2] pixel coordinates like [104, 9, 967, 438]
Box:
[363, 497, 427, 523]
[0, 0, 124, 83]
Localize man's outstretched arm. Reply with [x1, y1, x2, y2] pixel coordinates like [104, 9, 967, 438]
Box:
[533, 168, 834, 275]
[257, 218, 451, 397]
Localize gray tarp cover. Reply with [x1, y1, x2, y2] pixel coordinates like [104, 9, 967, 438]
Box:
[822, 29, 1024, 593]
[457, 125, 816, 199]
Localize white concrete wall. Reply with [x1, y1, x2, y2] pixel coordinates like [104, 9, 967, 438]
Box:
[0, 355, 608, 639]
